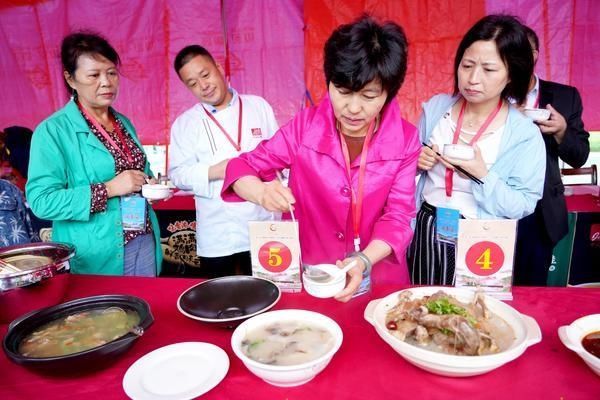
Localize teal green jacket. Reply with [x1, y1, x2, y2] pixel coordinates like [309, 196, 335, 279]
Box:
[26, 100, 162, 275]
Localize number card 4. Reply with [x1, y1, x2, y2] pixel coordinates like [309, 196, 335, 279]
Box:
[454, 219, 517, 300]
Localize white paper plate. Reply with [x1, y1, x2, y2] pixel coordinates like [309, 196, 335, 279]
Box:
[123, 342, 229, 400]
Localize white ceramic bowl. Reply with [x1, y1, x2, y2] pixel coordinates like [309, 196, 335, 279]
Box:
[558, 314, 600, 376]
[524, 108, 551, 122]
[302, 264, 345, 298]
[141, 184, 171, 200]
[231, 309, 343, 387]
[364, 287, 541, 377]
[443, 144, 474, 160]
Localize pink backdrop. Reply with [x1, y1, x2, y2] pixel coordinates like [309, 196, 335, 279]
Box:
[487, 0, 600, 130]
[0, 0, 598, 149]
[0, 0, 304, 145]
[304, 0, 600, 129]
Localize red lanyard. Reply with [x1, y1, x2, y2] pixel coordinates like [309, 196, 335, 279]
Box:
[78, 102, 133, 163]
[445, 98, 503, 196]
[338, 119, 376, 252]
[203, 98, 243, 152]
[533, 91, 540, 108]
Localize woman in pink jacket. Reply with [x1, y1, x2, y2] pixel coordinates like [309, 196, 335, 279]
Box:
[222, 16, 420, 301]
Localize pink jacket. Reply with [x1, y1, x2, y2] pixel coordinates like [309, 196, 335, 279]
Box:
[222, 95, 420, 284]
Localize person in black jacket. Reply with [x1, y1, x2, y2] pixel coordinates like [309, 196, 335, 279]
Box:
[513, 25, 590, 286]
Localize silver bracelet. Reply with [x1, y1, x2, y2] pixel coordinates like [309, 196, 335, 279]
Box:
[350, 251, 372, 274]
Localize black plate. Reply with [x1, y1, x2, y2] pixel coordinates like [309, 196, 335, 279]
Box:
[177, 276, 280, 328]
[3, 294, 153, 372]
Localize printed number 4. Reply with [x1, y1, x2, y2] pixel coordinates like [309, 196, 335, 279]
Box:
[476, 248, 493, 270]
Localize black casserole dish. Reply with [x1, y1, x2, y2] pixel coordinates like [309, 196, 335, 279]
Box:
[3, 294, 153, 372]
[177, 276, 280, 328]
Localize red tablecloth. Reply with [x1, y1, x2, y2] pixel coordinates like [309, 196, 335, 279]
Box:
[1, 275, 599, 399]
[566, 193, 600, 213]
[152, 192, 195, 211]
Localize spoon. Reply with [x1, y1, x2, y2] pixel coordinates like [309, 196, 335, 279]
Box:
[276, 170, 295, 221]
[102, 307, 145, 337]
[305, 260, 358, 283]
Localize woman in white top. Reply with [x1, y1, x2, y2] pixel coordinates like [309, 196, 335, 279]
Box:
[408, 15, 546, 285]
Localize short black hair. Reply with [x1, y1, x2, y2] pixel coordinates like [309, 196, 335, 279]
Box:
[174, 45, 215, 76]
[522, 24, 539, 52]
[453, 15, 533, 105]
[323, 15, 408, 104]
[3, 126, 33, 178]
[61, 31, 120, 95]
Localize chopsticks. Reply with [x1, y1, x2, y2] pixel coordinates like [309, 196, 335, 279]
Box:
[275, 171, 296, 222]
[0, 258, 20, 274]
[422, 142, 484, 185]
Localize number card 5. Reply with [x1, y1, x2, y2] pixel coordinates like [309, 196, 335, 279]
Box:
[249, 221, 302, 293]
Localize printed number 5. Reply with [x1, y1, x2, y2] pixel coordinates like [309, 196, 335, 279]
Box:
[268, 247, 283, 267]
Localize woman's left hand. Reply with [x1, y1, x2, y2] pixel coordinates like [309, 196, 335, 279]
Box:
[334, 256, 366, 303]
[446, 144, 488, 180]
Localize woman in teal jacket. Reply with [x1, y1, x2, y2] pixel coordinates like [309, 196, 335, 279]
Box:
[26, 32, 162, 276]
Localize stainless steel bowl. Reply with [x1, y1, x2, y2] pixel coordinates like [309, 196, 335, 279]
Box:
[0, 242, 75, 323]
[0, 242, 75, 291]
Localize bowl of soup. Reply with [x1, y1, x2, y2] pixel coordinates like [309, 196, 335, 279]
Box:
[302, 264, 346, 298]
[3, 294, 153, 372]
[558, 314, 600, 376]
[364, 287, 541, 377]
[231, 309, 343, 386]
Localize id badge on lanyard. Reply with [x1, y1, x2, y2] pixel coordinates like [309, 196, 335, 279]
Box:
[435, 206, 460, 244]
[437, 98, 501, 244]
[121, 194, 147, 231]
[445, 98, 502, 197]
[338, 120, 377, 298]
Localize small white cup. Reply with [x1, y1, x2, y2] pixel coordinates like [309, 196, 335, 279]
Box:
[443, 144, 475, 161]
[523, 108, 551, 122]
[141, 184, 171, 200]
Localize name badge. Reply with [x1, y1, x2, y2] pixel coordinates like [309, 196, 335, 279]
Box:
[121, 194, 147, 231]
[352, 269, 371, 298]
[435, 206, 460, 244]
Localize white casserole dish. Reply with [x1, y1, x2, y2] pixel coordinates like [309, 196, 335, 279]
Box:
[364, 286, 541, 377]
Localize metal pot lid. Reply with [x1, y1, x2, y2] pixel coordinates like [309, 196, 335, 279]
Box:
[0, 242, 75, 291]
